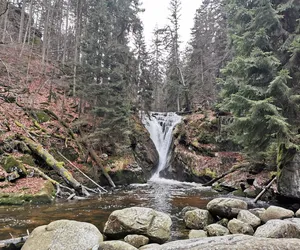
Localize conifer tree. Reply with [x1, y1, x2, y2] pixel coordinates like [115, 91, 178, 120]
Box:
[220, 0, 300, 159]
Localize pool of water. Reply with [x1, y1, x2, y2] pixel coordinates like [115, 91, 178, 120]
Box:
[0, 179, 218, 240]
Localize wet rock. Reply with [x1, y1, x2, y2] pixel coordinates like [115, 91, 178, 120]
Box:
[139, 243, 161, 250]
[180, 206, 198, 217]
[296, 209, 300, 218]
[184, 209, 214, 229]
[227, 218, 254, 235]
[217, 218, 229, 227]
[237, 210, 261, 228]
[260, 205, 294, 223]
[254, 219, 300, 238]
[206, 198, 247, 219]
[22, 220, 103, 250]
[243, 186, 259, 198]
[248, 208, 265, 220]
[188, 230, 207, 239]
[103, 207, 172, 243]
[143, 235, 300, 250]
[124, 235, 149, 248]
[205, 224, 229, 236]
[98, 241, 138, 250]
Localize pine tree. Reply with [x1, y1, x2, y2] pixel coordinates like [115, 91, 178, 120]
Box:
[220, 0, 300, 159]
[81, 0, 144, 152]
[186, 0, 228, 108]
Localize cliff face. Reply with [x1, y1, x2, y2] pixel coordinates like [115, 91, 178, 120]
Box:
[160, 111, 276, 201]
[160, 112, 242, 182]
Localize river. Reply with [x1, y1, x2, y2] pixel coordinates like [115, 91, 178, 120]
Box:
[0, 180, 218, 240]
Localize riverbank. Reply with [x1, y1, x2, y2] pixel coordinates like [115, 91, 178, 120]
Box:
[3, 197, 300, 249]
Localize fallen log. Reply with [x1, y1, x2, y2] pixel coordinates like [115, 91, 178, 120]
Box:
[20, 135, 82, 191]
[25, 165, 75, 196]
[88, 148, 116, 188]
[203, 164, 247, 187]
[254, 176, 277, 203]
[57, 151, 107, 193]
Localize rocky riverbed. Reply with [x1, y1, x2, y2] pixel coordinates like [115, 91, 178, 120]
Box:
[3, 197, 300, 250]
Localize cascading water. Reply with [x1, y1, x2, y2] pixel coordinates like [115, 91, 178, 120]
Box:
[142, 112, 182, 181]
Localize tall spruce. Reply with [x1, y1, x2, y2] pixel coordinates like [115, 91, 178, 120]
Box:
[186, 0, 228, 109]
[81, 0, 144, 152]
[220, 0, 300, 159]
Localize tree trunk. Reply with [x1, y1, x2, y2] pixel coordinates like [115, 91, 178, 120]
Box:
[62, 0, 70, 65]
[20, 136, 82, 190]
[18, 0, 26, 43]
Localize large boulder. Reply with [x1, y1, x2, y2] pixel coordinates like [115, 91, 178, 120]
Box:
[98, 241, 138, 250]
[22, 220, 103, 250]
[237, 210, 261, 228]
[206, 198, 247, 219]
[103, 207, 172, 243]
[143, 235, 300, 250]
[205, 224, 229, 236]
[124, 235, 149, 248]
[184, 209, 214, 229]
[260, 206, 294, 223]
[188, 230, 207, 239]
[227, 219, 254, 235]
[277, 149, 300, 199]
[254, 219, 300, 238]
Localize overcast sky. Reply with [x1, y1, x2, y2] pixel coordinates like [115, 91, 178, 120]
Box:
[140, 0, 202, 49]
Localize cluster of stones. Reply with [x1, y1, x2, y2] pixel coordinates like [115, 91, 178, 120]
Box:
[184, 197, 300, 239]
[20, 199, 300, 250]
[21, 207, 172, 250]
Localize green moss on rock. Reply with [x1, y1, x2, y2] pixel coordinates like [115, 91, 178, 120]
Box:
[35, 110, 51, 123]
[0, 180, 55, 205]
[2, 156, 27, 176]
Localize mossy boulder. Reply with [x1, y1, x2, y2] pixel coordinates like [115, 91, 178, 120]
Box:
[0, 179, 55, 205]
[35, 110, 51, 123]
[2, 155, 27, 177]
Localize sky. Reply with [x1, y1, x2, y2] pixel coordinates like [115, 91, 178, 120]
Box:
[140, 0, 203, 49]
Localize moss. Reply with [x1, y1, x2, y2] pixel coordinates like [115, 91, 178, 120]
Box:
[19, 154, 36, 166]
[2, 156, 27, 176]
[35, 110, 51, 123]
[232, 188, 246, 197]
[0, 180, 54, 205]
[197, 132, 215, 144]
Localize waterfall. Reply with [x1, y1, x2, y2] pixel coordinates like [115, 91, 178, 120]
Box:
[142, 112, 182, 181]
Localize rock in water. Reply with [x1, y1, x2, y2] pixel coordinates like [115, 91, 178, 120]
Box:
[205, 224, 229, 236]
[98, 241, 138, 250]
[184, 209, 214, 229]
[188, 230, 207, 239]
[206, 198, 247, 218]
[237, 210, 261, 228]
[142, 235, 300, 250]
[260, 205, 294, 223]
[21, 220, 103, 250]
[124, 235, 149, 248]
[254, 219, 300, 238]
[103, 207, 172, 243]
[227, 219, 254, 235]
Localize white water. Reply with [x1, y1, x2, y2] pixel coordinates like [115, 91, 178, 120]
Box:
[142, 112, 182, 181]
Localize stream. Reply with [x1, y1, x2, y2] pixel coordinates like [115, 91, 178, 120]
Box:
[0, 180, 218, 240]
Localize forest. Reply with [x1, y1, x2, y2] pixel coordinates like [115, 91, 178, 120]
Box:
[1, 0, 300, 249]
